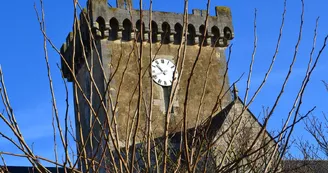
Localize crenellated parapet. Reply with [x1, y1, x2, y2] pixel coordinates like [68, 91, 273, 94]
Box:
[90, 6, 234, 47]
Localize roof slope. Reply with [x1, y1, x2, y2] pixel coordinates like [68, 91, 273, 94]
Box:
[282, 160, 328, 173]
[1, 166, 65, 173]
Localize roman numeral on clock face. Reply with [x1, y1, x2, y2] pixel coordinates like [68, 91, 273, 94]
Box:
[152, 75, 157, 79]
[158, 79, 162, 84]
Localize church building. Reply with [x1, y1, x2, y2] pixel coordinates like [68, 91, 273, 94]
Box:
[60, 0, 278, 172]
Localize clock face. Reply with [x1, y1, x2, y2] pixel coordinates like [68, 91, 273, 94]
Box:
[151, 58, 177, 86]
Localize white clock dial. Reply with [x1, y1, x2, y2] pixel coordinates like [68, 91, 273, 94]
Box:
[151, 58, 178, 86]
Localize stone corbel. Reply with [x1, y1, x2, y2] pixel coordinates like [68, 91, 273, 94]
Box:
[104, 23, 110, 38]
[117, 24, 123, 39]
[206, 32, 213, 46]
[92, 22, 102, 38]
[195, 34, 200, 45]
[218, 38, 225, 47]
[170, 30, 176, 43]
[157, 32, 162, 43]
[144, 27, 149, 42]
[130, 30, 135, 40]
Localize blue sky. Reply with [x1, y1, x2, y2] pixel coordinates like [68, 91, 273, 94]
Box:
[0, 0, 327, 166]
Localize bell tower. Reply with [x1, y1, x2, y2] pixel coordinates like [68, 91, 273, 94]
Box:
[60, 0, 234, 170]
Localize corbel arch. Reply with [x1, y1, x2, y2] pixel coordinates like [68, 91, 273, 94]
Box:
[174, 23, 183, 44]
[109, 17, 119, 40]
[162, 22, 171, 44]
[123, 19, 132, 41]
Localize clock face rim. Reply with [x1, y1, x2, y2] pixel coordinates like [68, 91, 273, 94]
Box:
[151, 58, 178, 86]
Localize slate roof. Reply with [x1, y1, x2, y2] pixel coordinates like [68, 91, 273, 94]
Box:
[207, 97, 277, 143]
[281, 160, 328, 173]
[0, 166, 65, 173]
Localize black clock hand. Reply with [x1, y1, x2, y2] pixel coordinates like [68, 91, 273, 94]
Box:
[156, 65, 167, 75]
[156, 65, 164, 72]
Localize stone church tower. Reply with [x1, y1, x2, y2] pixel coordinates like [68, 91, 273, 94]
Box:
[60, 0, 241, 171]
